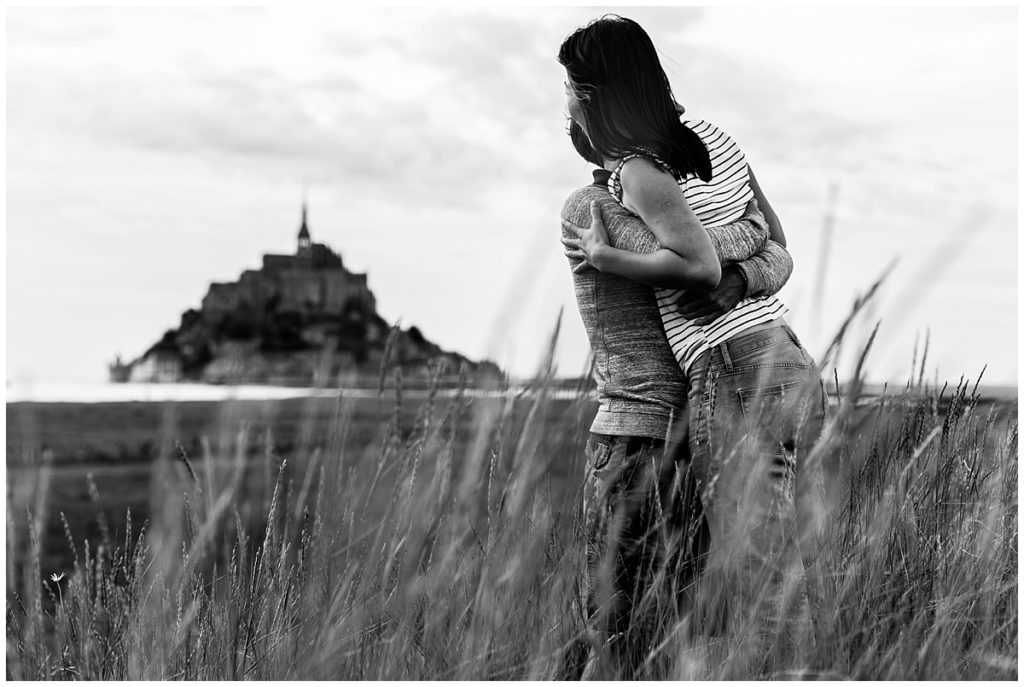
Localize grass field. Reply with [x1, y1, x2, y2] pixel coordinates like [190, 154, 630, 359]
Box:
[6, 361, 1017, 679]
[6, 392, 591, 587]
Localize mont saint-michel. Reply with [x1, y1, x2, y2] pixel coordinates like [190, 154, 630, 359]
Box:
[109, 203, 501, 386]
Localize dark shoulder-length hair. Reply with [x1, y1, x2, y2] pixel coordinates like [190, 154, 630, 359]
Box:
[558, 15, 711, 181]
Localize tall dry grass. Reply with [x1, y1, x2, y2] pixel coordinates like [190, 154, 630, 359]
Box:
[6, 321, 1018, 680]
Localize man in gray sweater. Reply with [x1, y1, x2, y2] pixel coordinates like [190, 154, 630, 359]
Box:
[561, 167, 794, 679]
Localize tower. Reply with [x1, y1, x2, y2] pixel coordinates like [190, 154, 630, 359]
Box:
[297, 198, 312, 258]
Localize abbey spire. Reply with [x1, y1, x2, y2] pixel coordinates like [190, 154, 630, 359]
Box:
[297, 196, 312, 256]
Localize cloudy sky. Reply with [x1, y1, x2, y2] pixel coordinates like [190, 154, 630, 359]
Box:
[6, 6, 1018, 388]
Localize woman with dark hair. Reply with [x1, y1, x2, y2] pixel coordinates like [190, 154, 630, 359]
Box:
[558, 14, 827, 679]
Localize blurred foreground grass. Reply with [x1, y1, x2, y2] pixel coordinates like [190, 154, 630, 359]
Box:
[6, 365, 1018, 679]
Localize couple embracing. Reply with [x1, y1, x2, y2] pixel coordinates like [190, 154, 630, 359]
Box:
[557, 16, 828, 680]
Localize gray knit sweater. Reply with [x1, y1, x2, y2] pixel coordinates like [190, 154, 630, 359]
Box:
[562, 170, 793, 439]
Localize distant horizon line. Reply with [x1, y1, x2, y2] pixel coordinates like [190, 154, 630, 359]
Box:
[7, 376, 1019, 389]
[6, 377, 1019, 406]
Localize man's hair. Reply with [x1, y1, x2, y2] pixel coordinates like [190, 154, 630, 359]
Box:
[568, 119, 603, 167]
[558, 14, 711, 181]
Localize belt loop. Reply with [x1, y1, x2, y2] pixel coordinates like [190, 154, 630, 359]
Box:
[783, 323, 802, 349]
[718, 340, 734, 371]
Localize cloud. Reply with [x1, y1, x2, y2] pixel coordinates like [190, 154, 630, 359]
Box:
[9, 8, 723, 218]
[8, 7, 590, 212]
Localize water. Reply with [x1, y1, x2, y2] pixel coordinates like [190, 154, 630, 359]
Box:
[6, 380, 349, 403]
[5, 380, 590, 404]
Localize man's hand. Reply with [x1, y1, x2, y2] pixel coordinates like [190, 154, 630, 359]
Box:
[676, 264, 747, 325]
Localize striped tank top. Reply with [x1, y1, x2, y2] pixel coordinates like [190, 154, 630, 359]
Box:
[607, 118, 788, 374]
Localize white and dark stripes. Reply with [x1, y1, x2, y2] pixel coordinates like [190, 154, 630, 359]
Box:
[608, 119, 788, 374]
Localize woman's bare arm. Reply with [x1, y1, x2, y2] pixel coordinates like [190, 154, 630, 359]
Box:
[601, 157, 721, 290]
[561, 186, 769, 291]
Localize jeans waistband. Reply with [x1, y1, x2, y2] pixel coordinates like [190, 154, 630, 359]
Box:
[716, 321, 801, 372]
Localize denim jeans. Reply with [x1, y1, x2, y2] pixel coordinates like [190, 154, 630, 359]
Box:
[576, 434, 709, 680]
[686, 322, 827, 677]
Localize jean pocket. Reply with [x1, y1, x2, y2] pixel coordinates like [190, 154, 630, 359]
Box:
[736, 379, 816, 509]
[736, 379, 812, 462]
[585, 435, 615, 471]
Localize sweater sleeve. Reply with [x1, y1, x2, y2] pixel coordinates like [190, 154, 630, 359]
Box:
[735, 239, 793, 298]
[705, 208, 770, 263]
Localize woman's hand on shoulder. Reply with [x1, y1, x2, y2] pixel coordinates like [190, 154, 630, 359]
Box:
[561, 201, 611, 273]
